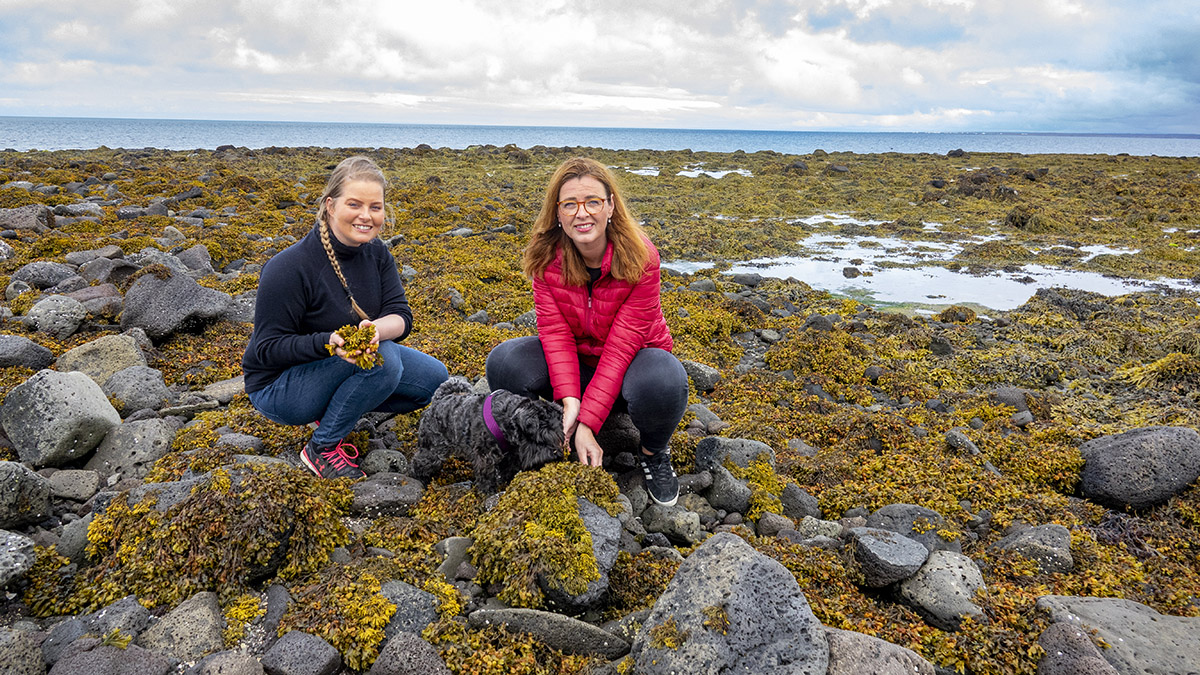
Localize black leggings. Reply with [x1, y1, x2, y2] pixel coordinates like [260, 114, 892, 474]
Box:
[485, 336, 688, 453]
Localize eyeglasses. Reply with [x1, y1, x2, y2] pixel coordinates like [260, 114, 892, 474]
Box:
[557, 197, 608, 216]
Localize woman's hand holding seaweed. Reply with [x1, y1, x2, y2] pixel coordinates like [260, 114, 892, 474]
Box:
[329, 319, 377, 366]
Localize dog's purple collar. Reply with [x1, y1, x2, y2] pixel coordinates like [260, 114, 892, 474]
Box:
[482, 393, 511, 453]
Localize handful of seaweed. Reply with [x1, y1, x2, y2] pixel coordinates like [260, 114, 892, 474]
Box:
[326, 324, 382, 369]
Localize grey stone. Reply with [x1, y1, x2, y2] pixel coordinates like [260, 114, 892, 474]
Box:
[1079, 426, 1200, 510]
[0, 462, 51, 528]
[261, 630, 341, 675]
[469, 608, 630, 659]
[897, 550, 986, 631]
[756, 512, 794, 537]
[216, 433, 263, 452]
[1036, 622, 1117, 675]
[27, 295, 86, 339]
[136, 590, 225, 661]
[825, 626, 936, 675]
[85, 418, 181, 480]
[0, 628, 45, 675]
[103, 365, 172, 415]
[87, 594, 151, 639]
[350, 473, 425, 517]
[944, 427, 980, 455]
[120, 268, 233, 341]
[185, 650, 265, 675]
[1036, 595, 1200, 675]
[866, 503, 962, 554]
[13, 262, 77, 291]
[850, 527, 929, 587]
[686, 403, 727, 433]
[781, 481, 821, 520]
[641, 503, 707, 545]
[694, 436, 776, 473]
[361, 449, 409, 476]
[630, 532, 828, 674]
[43, 618, 88, 665]
[59, 512, 93, 563]
[435, 536, 474, 580]
[0, 334, 54, 370]
[0, 204, 54, 232]
[680, 360, 722, 392]
[55, 334, 147, 387]
[795, 515, 843, 540]
[380, 580, 440, 639]
[704, 464, 752, 515]
[0, 529, 37, 588]
[202, 375, 245, 405]
[175, 244, 214, 274]
[990, 385, 1031, 412]
[49, 469, 102, 501]
[367, 632, 451, 675]
[79, 257, 140, 285]
[49, 640, 173, 675]
[994, 524, 1073, 574]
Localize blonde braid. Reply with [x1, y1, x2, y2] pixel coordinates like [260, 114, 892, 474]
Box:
[318, 218, 370, 321]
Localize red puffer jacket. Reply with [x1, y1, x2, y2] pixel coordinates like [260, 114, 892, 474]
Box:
[533, 238, 674, 433]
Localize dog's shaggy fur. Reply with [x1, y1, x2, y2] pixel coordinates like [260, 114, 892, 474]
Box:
[411, 377, 565, 494]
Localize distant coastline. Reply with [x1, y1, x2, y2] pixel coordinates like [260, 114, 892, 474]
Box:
[3, 116, 1199, 156]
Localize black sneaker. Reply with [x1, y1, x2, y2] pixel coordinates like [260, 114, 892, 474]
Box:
[301, 439, 365, 479]
[639, 450, 679, 507]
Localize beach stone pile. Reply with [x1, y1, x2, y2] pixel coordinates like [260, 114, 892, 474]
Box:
[2, 186, 1200, 673]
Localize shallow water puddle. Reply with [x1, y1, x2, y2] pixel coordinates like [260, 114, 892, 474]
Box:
[664, 218, 1195, 312]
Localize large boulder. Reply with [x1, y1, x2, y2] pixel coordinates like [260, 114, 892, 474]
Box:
[1, 370, 121, 467]
[0, 627, 44, 675]
[630, 532, 828, 674]
[135, 591, 224, 662]
[102, 366, 172, 415]
[56, 334, 147, 386]
[379, 580, 439, 639]
[849, 527, 929, 588]
[367, 632, 451, 675]
[993, 524, 1073, 574]
[468, 608, 629, 659]
[1037, 595, 1200, 674]
[120, 268, 233, 341]
[1078, 426, 1200, 510]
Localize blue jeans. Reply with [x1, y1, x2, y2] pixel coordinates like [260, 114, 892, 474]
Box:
[485, 336, 688, 453]
[248, 341, 448, 446]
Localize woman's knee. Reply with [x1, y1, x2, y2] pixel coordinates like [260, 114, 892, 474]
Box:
[486, 336, 546, 393]
[626, 349, 688, 403]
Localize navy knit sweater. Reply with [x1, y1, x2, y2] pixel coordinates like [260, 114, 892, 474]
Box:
[241, 223, 413, 394]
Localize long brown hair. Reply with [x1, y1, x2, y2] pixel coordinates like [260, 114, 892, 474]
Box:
[523, 157, 650, 286]
[315, 155, 389, 321]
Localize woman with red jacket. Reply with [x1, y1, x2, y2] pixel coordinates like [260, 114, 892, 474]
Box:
[486, 157, 688, 506]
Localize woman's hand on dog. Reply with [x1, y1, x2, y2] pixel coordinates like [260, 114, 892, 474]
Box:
[573, 424, 604, 467]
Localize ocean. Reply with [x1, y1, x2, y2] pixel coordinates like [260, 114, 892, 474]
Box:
[2, 116, 1198, 156]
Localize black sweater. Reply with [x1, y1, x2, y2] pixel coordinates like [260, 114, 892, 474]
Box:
[241, 223, 413, 393]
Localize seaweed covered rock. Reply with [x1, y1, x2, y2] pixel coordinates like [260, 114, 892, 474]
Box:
[1, 370, 120, 467]
[0, 462, 50, 529]
[897, 550, 986, 631]
[825, 627, 936, 675]
[630, 532, 828, 674]
[1078, 426, 1200, 511]
[470, 463, 622, 611]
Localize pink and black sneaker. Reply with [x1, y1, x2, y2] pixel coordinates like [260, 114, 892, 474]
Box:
[301, 438, 365, 479]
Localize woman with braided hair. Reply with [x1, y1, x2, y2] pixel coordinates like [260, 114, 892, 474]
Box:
[242, 155, 448, 479]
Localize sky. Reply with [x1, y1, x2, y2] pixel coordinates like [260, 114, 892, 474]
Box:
[0, 0, 1197, 134]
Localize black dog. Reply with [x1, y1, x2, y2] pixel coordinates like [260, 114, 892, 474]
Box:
[411, 377, 565, 494]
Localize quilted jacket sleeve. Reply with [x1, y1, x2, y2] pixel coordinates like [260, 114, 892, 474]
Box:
[533, 268, 582, 402]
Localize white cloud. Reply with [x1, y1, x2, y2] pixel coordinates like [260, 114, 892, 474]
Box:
[0, 0, 1195, 133]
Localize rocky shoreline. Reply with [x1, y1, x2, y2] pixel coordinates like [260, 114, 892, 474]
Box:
[1, 146, 1198, 674]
